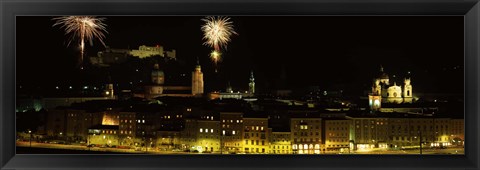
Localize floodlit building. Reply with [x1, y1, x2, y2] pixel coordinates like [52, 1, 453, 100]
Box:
[196, 119, 221, 153]
[87, 125, 120, 147]
[350, 118, 389, 150]
[324, 119, 353, 153]
[220, 112, 244, 153]
[291, 117, 322, 154]
[191, 59, 204, 95]
[129, 45, 176, 60]
[118, 112, 136, 146]
[369, 65, 415, 110]
[270, 130, 292, 154]
[243, 117, 269, 154]
[156, 131, 181, 151]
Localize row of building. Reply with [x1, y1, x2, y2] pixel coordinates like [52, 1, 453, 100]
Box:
[34, 101, 463, 154]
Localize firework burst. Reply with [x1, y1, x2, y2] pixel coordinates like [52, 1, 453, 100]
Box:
[201, 16, 237, 71]
[201, 16, 237, 51]
[52, 16, 108, 66]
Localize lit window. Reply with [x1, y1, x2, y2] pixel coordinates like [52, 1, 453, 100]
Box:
[200, 128, 203, 133]
[237, 120, 239, 123]
[233, 131, 236, 135]
[211, 129, 214, 133]
[261, 127, 264, 131]
[256, 126, 259, 130]
[222, 130, 225, 135]
[142, 120, 145, 123]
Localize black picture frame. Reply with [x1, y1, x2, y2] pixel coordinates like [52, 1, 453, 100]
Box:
[1, 0, 479, 169]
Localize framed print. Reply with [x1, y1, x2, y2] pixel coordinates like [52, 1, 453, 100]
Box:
[1, 0, 479, 169]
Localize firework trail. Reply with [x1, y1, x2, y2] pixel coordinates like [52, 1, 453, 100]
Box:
[201, 16, 237, 70]
[52, 16, 108, 67]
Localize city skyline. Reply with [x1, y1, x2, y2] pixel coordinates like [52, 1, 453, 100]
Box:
[15, 16, 464, 155]
[17, 16, 463, 95]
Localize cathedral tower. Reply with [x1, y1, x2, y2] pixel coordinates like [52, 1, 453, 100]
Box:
[192, 59, 204, 95]
[151, 63, 165, 85]
[403, 78, 413, 103]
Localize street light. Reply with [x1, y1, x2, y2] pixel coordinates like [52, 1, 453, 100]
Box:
[418, 131, 423, 155]
[28, 130, 32, 148]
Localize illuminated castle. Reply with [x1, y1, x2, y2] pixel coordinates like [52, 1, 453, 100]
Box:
[368, 66, 413, 110]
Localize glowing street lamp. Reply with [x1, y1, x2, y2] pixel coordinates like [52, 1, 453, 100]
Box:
[28, 130, 32, 148]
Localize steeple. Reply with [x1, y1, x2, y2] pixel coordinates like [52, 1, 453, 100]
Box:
[195, 57, 201, 71]
[226, 81, 233, 93]
[250, 71, 255, 82]
[192, 58, 204, 95]
[249, 71, 255, 94]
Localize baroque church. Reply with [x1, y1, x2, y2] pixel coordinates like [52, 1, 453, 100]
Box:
[368, 66, 413, 110]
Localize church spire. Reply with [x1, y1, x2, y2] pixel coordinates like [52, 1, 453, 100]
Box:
[250, 70, 255, 82]
[249, 71, 255, 94]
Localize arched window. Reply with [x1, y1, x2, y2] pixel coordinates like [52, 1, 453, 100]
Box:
[387, 93, 389, 97]
[393, 92, 397, 97]
[407, 91, 410, 96]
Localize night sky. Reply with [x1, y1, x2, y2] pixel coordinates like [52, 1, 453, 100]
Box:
[16, 16, 464, 95]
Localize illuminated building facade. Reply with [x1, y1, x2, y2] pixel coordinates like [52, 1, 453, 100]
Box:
[220, 112, 244, 153]
[350, 118, 389, 150]
[242, 117, 269, 154]
[196, 119, 221, 153]
[450, 119, 464, 145]
[270, 131, 292, 154]
[129, 45, 176, 59]
[369, 66, 414, 110]
[324, 119, 353, 152]
[291, 117, 322, 154]
[156, 131, 181, 151]
[88, 125, 120, 147]
[118, 112, 136, 146]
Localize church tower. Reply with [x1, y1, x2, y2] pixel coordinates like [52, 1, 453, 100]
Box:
[403, 77, 413, 103]
[249, 71, 255, 94]
[151, 63, 165, 85]
[192, 58, 204, 95]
